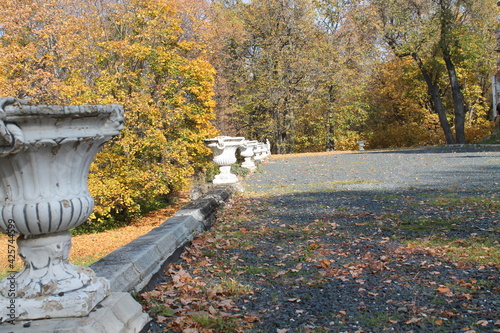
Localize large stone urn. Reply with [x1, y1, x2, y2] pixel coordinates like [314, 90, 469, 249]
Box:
[204, 136, 245, 184]
[0, 97, 124, 321]
[239, 140, 258, 172]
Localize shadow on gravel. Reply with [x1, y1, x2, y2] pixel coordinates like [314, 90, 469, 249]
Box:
[141, 147, 500, 333]
[227, 187, 499, 332]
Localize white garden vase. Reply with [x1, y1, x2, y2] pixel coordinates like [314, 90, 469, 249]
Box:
[239, 140, 258, 172]
[204, 136, 245, 184]
[0, 97, 124, 321]
[253, 143, 267, 162]
[265, 139, 272, 156]
[357, 140, 366, 151]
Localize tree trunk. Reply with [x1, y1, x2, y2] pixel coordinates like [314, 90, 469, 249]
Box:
[272, 106, 286, 154]
[412, 53, 455, 144]
[439, 0, 467, 144]
[325, 85, 335, 151]
[442, 47, 466, 143]
[284, 107, 295, 153]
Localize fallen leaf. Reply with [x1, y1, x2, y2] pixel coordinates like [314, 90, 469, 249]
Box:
[244, 314, 260, 323]
[461, 293, 472, 300]
[183, 329, 199, 333]
[319, 259, 330, 268]
[405, 317, 422, 324]
[206, 288, 217, 299]
[437, 285, 451, 293]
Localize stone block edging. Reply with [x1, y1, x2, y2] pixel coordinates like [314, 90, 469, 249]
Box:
[90, 185, 234, 293]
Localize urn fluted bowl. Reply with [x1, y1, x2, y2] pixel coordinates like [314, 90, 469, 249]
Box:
[0, 98, 124, 235]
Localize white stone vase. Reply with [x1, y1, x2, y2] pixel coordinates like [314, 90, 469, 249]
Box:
[239, 140, 258, 172]
[265, 139, 272, 156]
[204, 136, 245, 184]
[253, 142, 267, 162]
[0, 97, 124, 321]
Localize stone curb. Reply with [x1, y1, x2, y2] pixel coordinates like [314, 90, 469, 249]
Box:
[90, 185, 235, 293]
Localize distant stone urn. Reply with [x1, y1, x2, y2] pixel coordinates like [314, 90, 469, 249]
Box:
[239, 140, 259, 172]
[0, 97, 124, 321]
[204, 136, 245, 184]
[253, 142, 268, 162]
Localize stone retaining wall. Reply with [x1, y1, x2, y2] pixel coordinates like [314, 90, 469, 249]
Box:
[90, 185, 234, 293]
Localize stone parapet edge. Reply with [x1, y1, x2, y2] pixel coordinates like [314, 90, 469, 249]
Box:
[89, 184, 234, 293]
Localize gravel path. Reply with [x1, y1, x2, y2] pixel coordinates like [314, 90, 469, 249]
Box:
[245, 146, 500, 193]
[143, 145, 500, 333]
[235, 145, 500, 332]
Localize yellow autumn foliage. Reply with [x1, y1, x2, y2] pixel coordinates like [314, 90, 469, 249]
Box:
[0, 0, 219, 230]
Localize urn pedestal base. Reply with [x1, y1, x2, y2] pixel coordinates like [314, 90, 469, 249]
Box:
[241, 158, 257, 172]
[0, 231, 110, 321]
[0, 279, 109, 321]
[212, 165, 239, 184]
[0, 292, 149, 333]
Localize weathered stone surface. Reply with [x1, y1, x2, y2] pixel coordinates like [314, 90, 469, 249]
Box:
[0, 278, 109, 322]
[0, 292, 149, 333]
[88, 262, 141, 294]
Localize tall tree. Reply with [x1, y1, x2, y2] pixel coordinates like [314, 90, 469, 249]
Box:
[371, 0, 497, 144]
[313, 0, 377, 150]
[242, 0, 321, 153]
[211, 0, 325, 154]
[0, 0, 219, 226]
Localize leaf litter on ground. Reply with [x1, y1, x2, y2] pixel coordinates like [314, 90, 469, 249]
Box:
[141, 186, 499, 332]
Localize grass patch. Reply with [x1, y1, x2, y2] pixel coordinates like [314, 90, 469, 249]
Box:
[399, 217, 456, 233]
[427, 195, 500, 209]
[149, 305, 175, 318]
[191, 312, 239, 333]
[408, 235, 500, 265]
[72, 254, 105, 267]
[214, 278, 253, 296]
